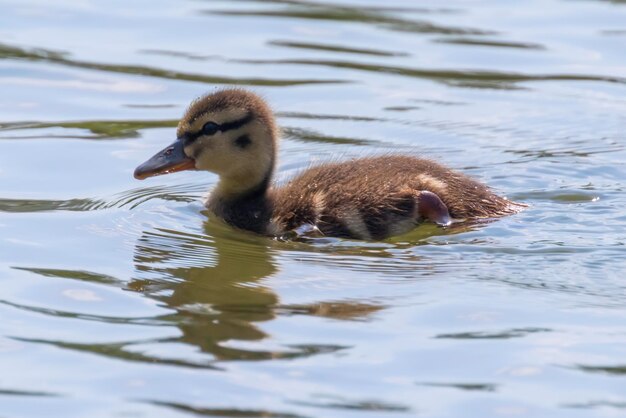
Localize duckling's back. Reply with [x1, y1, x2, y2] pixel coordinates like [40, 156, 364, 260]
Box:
[269, 155, 521, 239]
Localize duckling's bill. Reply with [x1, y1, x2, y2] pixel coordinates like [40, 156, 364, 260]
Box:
[134, 139, 195, 180]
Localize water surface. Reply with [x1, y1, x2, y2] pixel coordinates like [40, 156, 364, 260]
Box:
[1, 0, 625, 417]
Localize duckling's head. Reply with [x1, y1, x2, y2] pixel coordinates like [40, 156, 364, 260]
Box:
[134, 89, 278, 196]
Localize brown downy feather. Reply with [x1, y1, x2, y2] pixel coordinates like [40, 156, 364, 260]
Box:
[268, 155, 523, 239]
[180, 88, 278, 138]
[135, 88, 524, 240]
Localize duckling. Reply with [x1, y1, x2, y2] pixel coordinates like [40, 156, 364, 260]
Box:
[134, 89, 523, 240]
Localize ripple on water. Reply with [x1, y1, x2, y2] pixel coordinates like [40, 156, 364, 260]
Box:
[0, 119, 178, 140]
[144, 401, 309, 418]
[268, 40, 410, 57]
[2, 0, 626, 416]
[0, 42, 348, 86]
[0, 183, 206, 213]
[205, 1, 488, 36]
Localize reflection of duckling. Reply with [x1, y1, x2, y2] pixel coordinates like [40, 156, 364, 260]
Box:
[135, 89, 523, 240]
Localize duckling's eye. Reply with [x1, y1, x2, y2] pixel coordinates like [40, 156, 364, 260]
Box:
[201, 122, 220, 136]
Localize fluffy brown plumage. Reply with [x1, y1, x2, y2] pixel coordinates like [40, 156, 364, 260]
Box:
[134, 89, 524, 240]
[270, 156, 521, 239]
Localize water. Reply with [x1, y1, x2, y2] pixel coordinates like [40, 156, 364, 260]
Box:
[1, 0, 625, 416]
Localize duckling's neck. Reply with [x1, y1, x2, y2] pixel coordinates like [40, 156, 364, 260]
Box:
[213, 173, 269, 201]
[207, 169, 274, 234]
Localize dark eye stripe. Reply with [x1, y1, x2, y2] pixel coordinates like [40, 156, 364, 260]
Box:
[181, 131, 201, 145]
[181, 113, 254, 144]
[219, 113, 254, 132]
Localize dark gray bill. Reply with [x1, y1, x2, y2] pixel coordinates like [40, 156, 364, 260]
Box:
[134, 140, 195, 180]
